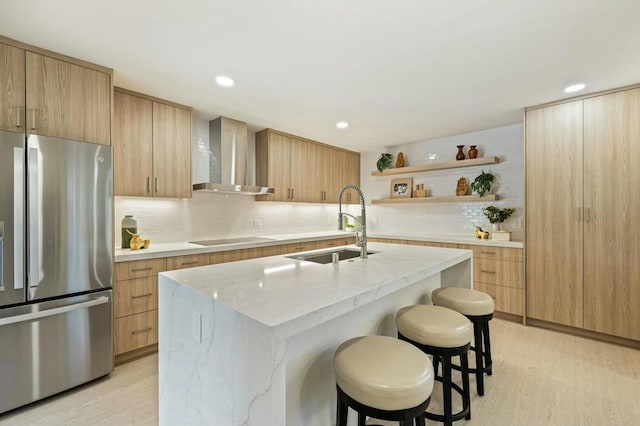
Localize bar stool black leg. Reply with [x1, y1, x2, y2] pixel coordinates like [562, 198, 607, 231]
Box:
[415, 414, 426, 426]
[461, 352, 471, 420]
[473, 322, 485, 396]
[483, 321, 493, 376]
[357, 412, 366, 426]
[433, 354, 440, 377]
[443, 355, 453, 426]
[337, 389, 348, 426]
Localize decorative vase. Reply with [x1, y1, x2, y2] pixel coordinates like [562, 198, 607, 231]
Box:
[121, 215, 138, 249]
[456, 145, 465, 161]
[396, 152, 405, 168]
[468, 145, 478, 159]
[491, 223, 501, 232]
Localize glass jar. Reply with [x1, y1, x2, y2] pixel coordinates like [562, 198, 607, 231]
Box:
[121, 215, 138, 249]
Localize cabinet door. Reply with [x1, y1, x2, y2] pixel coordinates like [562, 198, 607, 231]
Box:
[289, 137, 309, 202]
[0, 43, 25, 132]
[263, 132, 291, 202]
[113, 91, 153, 196]
[583, 88, 640, 340]
[343, 151, 361, 204]
[26, 52, 110, 145]
[307, 143, 324, 203]
[525, 101, 584, 327]
[152, 102, 192, 198]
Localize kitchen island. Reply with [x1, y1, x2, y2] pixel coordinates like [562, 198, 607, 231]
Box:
[158, 242, 472, 425]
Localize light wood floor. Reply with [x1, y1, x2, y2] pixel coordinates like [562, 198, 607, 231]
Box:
[1, 319, 639, 425]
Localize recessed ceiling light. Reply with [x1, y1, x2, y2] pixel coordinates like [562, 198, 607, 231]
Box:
[564, 83, 585, 93]
[215, 75, 234, 87]
[336, 121, 349, 129]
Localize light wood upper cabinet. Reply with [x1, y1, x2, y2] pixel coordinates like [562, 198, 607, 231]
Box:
[0, 43, 25, 133]
[113, 91, 153, 196]
[113, 89, 192, 198]
[152, 102, 192, 198]
[256, 128, 360, 203]
[525, 101, 584, 328]
[582, 88, 640, 341]
[26, 52, 110, 145]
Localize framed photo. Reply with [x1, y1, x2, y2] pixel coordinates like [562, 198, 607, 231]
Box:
[390, 178, 413, 198]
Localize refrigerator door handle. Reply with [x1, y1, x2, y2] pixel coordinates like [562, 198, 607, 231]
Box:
[0, 296, 109, 326]
[14, 147, 24, 290]
[27, 146, 40, 288]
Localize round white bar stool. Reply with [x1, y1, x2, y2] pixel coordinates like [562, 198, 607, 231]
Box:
[334, 335, 434, 426]
[396, 305, 472, 426]
[431, 287, 495, 396]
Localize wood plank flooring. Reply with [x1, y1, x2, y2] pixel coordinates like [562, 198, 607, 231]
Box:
[1, 318, 639, 425]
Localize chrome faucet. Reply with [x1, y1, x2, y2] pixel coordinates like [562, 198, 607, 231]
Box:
[338, 185, 367, 259]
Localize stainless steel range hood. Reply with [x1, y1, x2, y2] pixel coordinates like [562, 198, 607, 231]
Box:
[193, 116, 274, 195]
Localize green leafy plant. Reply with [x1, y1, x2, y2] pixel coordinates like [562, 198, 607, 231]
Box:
[471, 170, 494, 197]
[376, 153, 393, 172]
[483, 206, 516, 224]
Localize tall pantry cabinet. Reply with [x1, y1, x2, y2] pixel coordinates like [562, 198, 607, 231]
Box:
[526, 86, 640, 341]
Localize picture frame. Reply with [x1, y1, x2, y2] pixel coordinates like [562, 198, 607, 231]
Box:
[390, 178, 413, 198]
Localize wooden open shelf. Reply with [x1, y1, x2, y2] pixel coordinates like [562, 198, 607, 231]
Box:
[371, 194, 499, 204]
[371, 157, 499, 176]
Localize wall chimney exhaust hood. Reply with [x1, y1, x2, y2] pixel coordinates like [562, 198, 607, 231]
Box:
[193, 116, 274, 195]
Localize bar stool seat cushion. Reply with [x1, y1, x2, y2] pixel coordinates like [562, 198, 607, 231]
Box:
[432, 287, 495, 316]
[396, 305, 473, 348]
[334, 335, 434, 411]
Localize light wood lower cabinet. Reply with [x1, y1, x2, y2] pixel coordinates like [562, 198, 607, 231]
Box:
[114, 311, 159, 355]
[369, 238, 524, 317]
[166, 254, 211, 271]
[114, 258, 166, 357]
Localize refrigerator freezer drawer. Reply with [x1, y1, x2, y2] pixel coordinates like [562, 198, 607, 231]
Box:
[0, 290, 113, 414]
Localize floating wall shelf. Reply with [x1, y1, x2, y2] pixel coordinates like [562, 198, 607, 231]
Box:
[371, 194, 500, 204]
[371, 157, 499, 176]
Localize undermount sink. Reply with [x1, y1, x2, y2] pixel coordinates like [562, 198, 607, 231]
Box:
[287, 249, 377, 264]
[189, 236, 276, 246]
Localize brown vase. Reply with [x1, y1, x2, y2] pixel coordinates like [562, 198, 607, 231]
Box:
[456, 145, 465, 161]
[468, 145, 478, 159]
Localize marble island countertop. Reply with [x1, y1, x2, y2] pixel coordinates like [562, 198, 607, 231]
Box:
[115, 230, 522, 263]
[159, 242, 472, 336]
[158, 242, 473, 425]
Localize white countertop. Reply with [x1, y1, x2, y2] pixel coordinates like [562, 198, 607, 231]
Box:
[115, 230, 522, 262]
[160, 242, 472, 336]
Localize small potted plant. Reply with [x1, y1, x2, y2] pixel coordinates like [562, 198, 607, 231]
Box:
[376, 153, 393, 172]
[471, 170, 494, 197]
[483, 206, 516, 231]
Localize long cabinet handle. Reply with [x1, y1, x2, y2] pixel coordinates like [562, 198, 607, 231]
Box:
[30, 108, 36, 130]
[291, 188, 294, 199]
[585, 207, 591, 222]
[146, 177, 150, 194]
[131, 327, 153, 335]
[154, 177, 159, 193]
[13, 146, 25, 289]
[131, 293, 153, 299]
[0, 296, 109, 326]
[27, 145, 40, 288]
[480, 251, 496, 255]
[180, 261, 199, 266]
[131, 267, 153, 272]
[480, 270, 496, 274]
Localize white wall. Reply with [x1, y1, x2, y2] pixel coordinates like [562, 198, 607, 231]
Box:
[360, 124, 524, 240]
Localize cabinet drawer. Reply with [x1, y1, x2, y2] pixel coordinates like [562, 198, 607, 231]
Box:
[114, 258, 166, 281]
[166, 253, 210, 271]
[472, 246, 523, 262]
[114, 310, 158, 355]
[280, 241, 320, 254]
[474, 282, 523, 316]
[114, 277, 157, 318]
[473, 258, 523, 288]
[320, 237, 353, 248]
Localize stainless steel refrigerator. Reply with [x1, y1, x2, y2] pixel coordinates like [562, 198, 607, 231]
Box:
[0, 131, 113, 414]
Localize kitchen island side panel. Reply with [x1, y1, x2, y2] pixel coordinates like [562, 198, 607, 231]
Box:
[158, 276, 285, 426]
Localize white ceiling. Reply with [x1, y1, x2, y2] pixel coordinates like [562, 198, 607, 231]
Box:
[2, 0, 639, 151]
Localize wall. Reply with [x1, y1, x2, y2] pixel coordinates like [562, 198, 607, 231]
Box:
[360, 124, 524, 240]
[114, 117, 523, 245]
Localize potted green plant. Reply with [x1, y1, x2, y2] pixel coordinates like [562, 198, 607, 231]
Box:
[483, 206, 516, 231]
[376, 153, 393, 172]
[471, 170, 494, 197]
